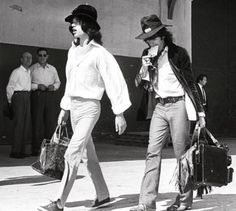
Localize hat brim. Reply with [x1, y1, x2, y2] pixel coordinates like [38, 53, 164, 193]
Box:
[135, 25, 165, 40]
[65, 13, 100, 30]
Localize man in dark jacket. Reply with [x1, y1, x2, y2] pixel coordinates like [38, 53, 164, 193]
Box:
[196, 74, 208, 113]
[131, 15, 205, 211]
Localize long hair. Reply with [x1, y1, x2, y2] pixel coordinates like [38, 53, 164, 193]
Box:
[145, 27, 173, 47]
[69, 17, 102, 45]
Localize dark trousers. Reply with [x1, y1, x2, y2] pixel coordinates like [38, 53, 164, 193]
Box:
[11, 92, 31, 154]
[31, 91, 57, 153]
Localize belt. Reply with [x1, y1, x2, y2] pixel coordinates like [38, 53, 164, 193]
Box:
[14, 91, 30, 93]
[156, 96, 184, 105]
[32, 89, 50, 92]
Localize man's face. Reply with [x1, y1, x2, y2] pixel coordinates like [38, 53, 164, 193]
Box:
[70, 18, 85, 38]
[145, 36, 164, 50]
[37, 50, 48, 65]
[200, 76, 207, 86]
[21, 52, 32, 68]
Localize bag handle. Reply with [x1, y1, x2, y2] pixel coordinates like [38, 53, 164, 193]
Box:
[204, 128, 221, 147]
[50, 124, 69, 143]
[57, 124, 69, 139]
[191, 122, 221, 147]
[191, 122, 201, 147]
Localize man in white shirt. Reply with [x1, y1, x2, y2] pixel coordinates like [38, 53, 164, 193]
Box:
[131, 15, 205, 211]
[31, 48, 61, 156]
[39, 4, 131, 211]
[6, 52, 32, 158]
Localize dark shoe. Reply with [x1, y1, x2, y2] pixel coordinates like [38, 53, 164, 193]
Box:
[167, 204, 191, 211]
[38, 201, 63, 211]
[9, 153, 24, 159]
[130, 204, 156, 211]
[91, 197, 111, 208]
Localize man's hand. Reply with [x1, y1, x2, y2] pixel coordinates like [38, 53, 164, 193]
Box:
[58, 109, 69, 125]
[198, 116, 206, 128]
[38, 84, 47, 91]
[142, 55, 152, 67]
[48, 85, 55, 91]
[115, 113, 127, 135]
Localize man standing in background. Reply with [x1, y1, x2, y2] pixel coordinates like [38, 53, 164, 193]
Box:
[31, 48, 61, 156]
[196, 74, 208, 113]
[6, 52, 32, 158]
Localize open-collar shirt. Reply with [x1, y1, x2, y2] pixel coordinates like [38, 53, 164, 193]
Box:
[60, 40, 131, 115]
[6, 65, 31, 103]
[30, 63, 61, 90]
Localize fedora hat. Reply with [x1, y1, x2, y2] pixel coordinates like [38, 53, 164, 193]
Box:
[65, 4, 100, 30]
[135, 14, 166, 40]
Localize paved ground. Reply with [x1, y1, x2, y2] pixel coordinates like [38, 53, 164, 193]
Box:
[0, 138, 236, 211]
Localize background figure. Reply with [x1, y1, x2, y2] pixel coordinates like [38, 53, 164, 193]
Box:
[131, 15, 205, 211]
[39, 4, 131, 211]
[196, 74, 208, 113]
[6, 52, 32, 158]
[30, 48, 61, 156]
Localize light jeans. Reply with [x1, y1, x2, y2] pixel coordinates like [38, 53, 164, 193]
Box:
[139, 99, 192, 209]
[56, 97, 109, 207]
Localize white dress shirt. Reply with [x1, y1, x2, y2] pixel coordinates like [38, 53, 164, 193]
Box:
[60, 40, 131, 115]
[6, 65, 31, 103]
[30, 63, 61, 90]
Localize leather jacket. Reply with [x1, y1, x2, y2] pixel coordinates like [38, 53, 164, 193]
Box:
[136, 43, 204, 121]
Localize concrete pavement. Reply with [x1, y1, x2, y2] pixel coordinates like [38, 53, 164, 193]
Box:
[0, 138, 236, 211]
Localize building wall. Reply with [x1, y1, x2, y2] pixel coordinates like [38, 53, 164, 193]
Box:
[192, 0, 236, 136]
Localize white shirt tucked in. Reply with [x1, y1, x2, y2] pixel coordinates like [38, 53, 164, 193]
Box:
[30, 63, 61, 90]
[6, 65, 31, 103]
[60, 40, 131, 115]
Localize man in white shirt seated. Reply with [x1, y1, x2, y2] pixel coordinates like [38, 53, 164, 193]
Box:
[6, 52, 32, 158]
[30, 48, 61, 156]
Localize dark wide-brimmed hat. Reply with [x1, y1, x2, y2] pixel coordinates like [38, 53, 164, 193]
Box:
[135, 14, 166, 40]
[65, 4, 100, 30]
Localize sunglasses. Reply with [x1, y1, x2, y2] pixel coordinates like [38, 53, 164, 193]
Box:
[38, 54, 47, 57]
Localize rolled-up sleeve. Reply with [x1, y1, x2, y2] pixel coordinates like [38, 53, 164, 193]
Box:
[97, 50, 131, 115]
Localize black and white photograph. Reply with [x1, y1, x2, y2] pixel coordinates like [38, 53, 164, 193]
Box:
[0, 0, 235, 210]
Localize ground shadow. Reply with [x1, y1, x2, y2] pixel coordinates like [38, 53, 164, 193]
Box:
[0, 175, 84, 186]
[65, 192, 236, 211]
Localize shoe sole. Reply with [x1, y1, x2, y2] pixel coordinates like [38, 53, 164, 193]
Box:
[89, 201, 111, 210]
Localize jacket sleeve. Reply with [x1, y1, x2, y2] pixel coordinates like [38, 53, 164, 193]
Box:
[179, 47, 205, 115]
[135, 48, 152, 90]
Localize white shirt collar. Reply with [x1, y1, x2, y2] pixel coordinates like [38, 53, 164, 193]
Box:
[20, 65, 30, 72]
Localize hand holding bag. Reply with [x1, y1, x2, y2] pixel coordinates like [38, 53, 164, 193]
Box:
[171, 124, 234, 197]
[31, 125, 70, 180]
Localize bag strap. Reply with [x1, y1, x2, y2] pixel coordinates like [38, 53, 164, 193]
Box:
[191, 122, 201, 147]
[60, 125, 69, 139]
[191, 122, 221, 147]
[50, 124, 69, 143]
[204, 128, 221, 147]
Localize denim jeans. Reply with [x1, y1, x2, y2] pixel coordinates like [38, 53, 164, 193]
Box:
[139, 99, 192, 209]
